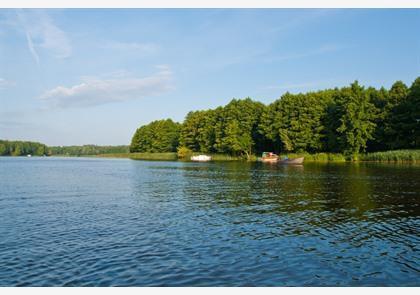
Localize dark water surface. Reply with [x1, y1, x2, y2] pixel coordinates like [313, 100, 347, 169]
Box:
[0, 157, 419, 286]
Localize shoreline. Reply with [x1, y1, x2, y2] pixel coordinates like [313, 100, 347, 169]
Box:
[8, 150, 414, 163]
[2, 149, 419, 163]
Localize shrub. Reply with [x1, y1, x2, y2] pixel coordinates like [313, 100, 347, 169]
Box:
[177, 146, 193, 159]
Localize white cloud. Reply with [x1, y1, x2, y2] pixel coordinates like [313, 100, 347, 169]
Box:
[23, 28, 40, 64]
[40, 66, 174, 109]
[0, 78, 16, 89]
[15, 10, 72, 64]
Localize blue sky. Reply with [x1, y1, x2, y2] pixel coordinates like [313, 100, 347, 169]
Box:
[0, 9, 419, 146]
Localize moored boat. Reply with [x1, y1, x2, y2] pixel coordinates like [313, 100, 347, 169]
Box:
[191, 155, 212, 162]
[278, 157, 304, 165]
[260, 152, 279, 163]
[260, 152, 304, 165]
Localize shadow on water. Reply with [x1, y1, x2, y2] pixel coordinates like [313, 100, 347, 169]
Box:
[170, 161, 420, 285]
[178, 162, 420, 219]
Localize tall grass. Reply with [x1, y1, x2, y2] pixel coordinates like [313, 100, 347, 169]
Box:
[279, 152, 346, 162]
[95, 153, 132, 158]
[97, 152, 243, 161]
[360, 149, 420, 162]
[206, 153, 245, 161]
[129, 152, 178, 161]
[181, 153, 245, 161]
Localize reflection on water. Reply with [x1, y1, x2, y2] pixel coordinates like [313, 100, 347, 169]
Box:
[0, 157, 419, 286]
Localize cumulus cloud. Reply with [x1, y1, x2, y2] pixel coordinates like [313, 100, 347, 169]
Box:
[40, 66, 174, 109]
[15, 10, 72, 64]
[0, 78, 16, 89]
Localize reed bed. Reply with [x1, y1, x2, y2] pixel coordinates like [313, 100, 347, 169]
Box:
[360, 150, 420, 162]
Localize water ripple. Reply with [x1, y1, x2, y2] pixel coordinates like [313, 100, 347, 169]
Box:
[0, 158, 419, 286]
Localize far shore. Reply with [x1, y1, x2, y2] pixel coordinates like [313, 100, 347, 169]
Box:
[14, 149, 416, 163]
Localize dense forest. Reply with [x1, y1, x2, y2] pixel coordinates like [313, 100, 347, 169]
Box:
[0, 141, 129, 157]
[0, 140, 50, 156]
[129, 119, 181, 153]
[49, 145, 129, 156]
[130, 77, 420, 158]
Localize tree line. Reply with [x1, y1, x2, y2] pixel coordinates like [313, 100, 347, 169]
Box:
[0, 140, 50, 156]
[49, 145, 129, 156]
[0, 141, 130, 157]
[130, 77, 420, 157]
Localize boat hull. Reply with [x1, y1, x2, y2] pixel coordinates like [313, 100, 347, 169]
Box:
[260, 157, 279, 163]
[278, 157, 304, 165]
[191, 155, 212, 162]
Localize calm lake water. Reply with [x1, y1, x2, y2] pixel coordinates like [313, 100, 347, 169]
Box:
[0, 157, 419, 286]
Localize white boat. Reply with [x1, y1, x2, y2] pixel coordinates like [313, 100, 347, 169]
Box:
[27, 154, 32, 157]
[190, 155, 212, 162]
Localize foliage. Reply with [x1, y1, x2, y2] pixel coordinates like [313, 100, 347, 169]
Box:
[129, 77, 419, 160]
[179, 109, 218, 153]
[213, 98, 266, 158]
[387, 78, 420, 149]
[130, 119, 181, 153]
[50, 145, 129, 156]
[334, 82, 377, 156]
[177, 146, 193, 159]
[260, 90, 333, 153]
[0, 140, 49, 156]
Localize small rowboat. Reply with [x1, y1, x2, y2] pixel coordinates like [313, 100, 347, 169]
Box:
[260, 152, 279, 163]
[278, 157, 304, 165]
[260, 152, 304, 165]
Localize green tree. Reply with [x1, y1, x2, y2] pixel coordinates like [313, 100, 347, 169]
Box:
[213, 98, 265, 158]
[0, 143, 6, 155]
[130, 119, 181, 153]
[388, 77, 420, 149]
[260, 90, 332, 153]
[334, 81, 377, 156]
[12, 144, 22, 156]
[179, 109, 217, 153]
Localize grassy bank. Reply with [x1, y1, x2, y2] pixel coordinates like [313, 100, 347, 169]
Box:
[360, 149, 420, 162]
[95, 153, 132, 158]
[280, 152, 347, 162]
[129, 152, 178, 161]
[283, 150, 420, 163]
[191, 153, 245, 161]
[128, 152, 245, 161]
[125, 152, 345, 162]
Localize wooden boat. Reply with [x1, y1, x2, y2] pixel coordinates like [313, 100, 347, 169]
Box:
[260, 152, 279, 163]
[191, 155, 212, 162]
[260, 152, 304, 165]
[278, 157, 304, 165]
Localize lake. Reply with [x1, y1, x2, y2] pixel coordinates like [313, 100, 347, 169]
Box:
[0, 157, 419, 286]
